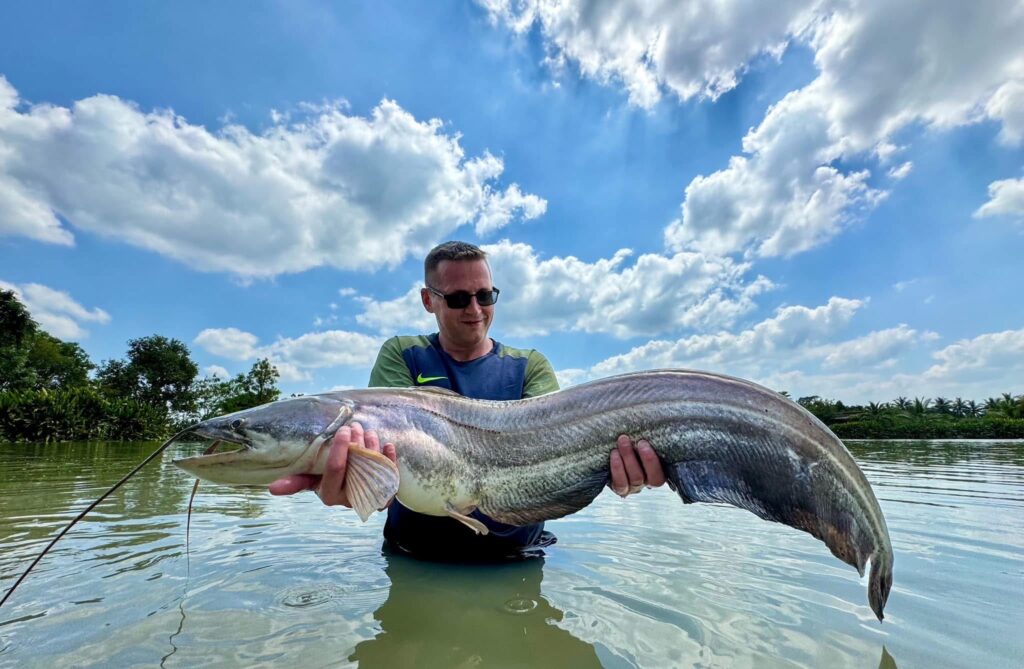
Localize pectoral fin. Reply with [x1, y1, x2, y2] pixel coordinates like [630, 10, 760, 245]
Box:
[445, 503, 490, 535]
[344, 445, 400, 522]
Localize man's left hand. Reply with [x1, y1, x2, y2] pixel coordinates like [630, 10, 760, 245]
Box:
[609, 435, 666, 497]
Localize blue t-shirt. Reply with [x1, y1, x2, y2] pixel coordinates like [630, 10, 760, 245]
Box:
[368, 334, 560, 559]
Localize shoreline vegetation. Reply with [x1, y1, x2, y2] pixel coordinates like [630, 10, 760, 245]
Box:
[3, 289, 1024, 443]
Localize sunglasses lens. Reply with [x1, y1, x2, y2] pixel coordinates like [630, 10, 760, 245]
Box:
[445, 292, 472, 309]
[476, 289, 499, 306]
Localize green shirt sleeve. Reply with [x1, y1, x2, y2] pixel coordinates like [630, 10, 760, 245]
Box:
[522, 350, 560, 398]
[368, 337, 415, 388]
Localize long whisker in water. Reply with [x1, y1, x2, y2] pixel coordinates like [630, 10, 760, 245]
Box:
[0, 427, 196, 609]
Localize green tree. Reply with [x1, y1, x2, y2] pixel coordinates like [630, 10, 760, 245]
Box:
[25, 332, 93, 389]
[0, 290, 94, 391]
[97, 335, 199, 413]
[189, 358, 281, 420]
[0, 289, 38, 389]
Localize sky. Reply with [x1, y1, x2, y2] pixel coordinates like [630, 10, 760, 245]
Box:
[0, 0, 1022, 403]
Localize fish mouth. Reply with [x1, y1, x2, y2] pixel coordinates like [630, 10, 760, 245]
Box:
[171, 426, 254, 469]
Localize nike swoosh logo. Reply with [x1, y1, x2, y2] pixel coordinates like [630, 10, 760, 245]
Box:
[416, 373, 448, 384]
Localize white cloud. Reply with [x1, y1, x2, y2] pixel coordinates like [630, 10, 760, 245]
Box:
[194, 327, 384, 382]
[565, 307, 1022, 402]
[203, 364, 231, 379]
[194, 327, 261, 360]
[355, 240, 774, 338]
[474, 183, 547, 235]
[481, 0, 820, 108]
[0, 280, 110, 340]
[489, 1, 1024, 259]
[974, 177, 1024, 221]
[591, 296, 865, 377]
[925, 328, 1024, 384]
[816, 324, 936, 370]
[887, 161, 913, 180]
[0, 76, 545, 277]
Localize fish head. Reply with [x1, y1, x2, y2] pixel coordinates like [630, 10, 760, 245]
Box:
[173, 395, 354, 485]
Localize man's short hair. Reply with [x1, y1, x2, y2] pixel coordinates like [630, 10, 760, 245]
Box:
[424, 241, 488, 285]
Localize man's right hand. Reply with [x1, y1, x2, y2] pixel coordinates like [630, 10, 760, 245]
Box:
[268, 422, 397, 508]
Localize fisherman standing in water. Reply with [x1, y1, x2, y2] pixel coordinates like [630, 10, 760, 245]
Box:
[269, 241, 665, 558]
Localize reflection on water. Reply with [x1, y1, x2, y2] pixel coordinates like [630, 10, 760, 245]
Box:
[351, 553, 601, 668]
[0, 440, 1022, 667]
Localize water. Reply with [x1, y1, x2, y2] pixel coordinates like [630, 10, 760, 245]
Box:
[0, 440, 1021, 668]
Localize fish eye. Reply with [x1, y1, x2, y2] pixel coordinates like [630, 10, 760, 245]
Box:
[230, 418, 243, 430]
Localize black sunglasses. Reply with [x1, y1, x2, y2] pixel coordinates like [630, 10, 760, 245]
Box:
[426, 286, 500, 309]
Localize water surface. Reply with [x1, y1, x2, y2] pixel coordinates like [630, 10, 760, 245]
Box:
[0, 440, 1022, 667]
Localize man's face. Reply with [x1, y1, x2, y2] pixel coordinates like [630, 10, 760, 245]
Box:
[422, 259, 495, 350]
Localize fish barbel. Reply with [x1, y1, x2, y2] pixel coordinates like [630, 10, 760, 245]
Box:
[173, 369, 894, 620]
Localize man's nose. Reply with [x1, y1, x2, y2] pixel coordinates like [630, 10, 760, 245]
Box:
[464, 297, 484, 314]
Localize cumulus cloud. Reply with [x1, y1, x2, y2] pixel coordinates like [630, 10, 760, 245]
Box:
[816, 325, 937, 370]
[0, 280, 110, 339]
[0, 76, 545, 278]
[887, 161, 913, 180]
[194, 327, 384, 382]
[202, 364, 231, 379]
[481, 0, 819, 107]
[974, 177, 1024, 221]
[488, 1, 1024, 258]
[925, 328, 1024, 384]
[194, 327, 261, 360]
[560, 307, 1020, 402]
[591, 296, 865, 377]
[355, 240, 774, 338]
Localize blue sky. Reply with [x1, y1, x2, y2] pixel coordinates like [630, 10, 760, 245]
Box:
[1, 0, 1022, 402]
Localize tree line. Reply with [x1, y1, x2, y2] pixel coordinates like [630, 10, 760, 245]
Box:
[1, 289, 281, 442]
[794, 393, 1024, 439]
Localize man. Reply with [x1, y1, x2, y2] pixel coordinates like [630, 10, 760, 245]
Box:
[270, 241, 665, 558]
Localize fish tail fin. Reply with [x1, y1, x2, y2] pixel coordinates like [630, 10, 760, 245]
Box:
[665, 458, 891, 620]
[868, 550, 893, 621]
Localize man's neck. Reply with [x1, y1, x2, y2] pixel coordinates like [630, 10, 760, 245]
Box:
[438, 333, 494, 362]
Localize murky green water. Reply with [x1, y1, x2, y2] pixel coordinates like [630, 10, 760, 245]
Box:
[0, 440, 1021, 668]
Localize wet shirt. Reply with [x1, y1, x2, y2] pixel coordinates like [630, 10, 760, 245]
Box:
[368, 334, 560, 559]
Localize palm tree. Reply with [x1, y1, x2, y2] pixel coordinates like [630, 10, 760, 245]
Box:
[951, 397, 967, 418]
[965, 400, 982, 418]
[911, 397, 931, 416]
[893, 396, 911, 411]
[932, 397, 952, 415]
[865, 401, 888, 417]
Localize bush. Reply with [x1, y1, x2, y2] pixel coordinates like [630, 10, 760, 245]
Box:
[0, 387, 168, 442]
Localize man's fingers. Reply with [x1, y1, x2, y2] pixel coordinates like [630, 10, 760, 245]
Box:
[365, 429, 381, 453]
[637, 440, 667, 487]
[609, 449, 629, 496]
[383, 442, 397, 464]
[349, 421, 364, 447]
[318, 430, 351, 506]
[617, 435, 645, 491]
[269, 474, 320, 495]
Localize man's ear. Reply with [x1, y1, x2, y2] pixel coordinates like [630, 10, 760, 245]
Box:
[421, 288, 435, 314]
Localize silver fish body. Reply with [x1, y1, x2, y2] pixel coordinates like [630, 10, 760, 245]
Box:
[173, 369, 893, 620]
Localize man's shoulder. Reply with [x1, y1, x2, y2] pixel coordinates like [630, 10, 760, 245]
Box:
[494, 342, 546, 360]
[383, 334, 436, 352]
